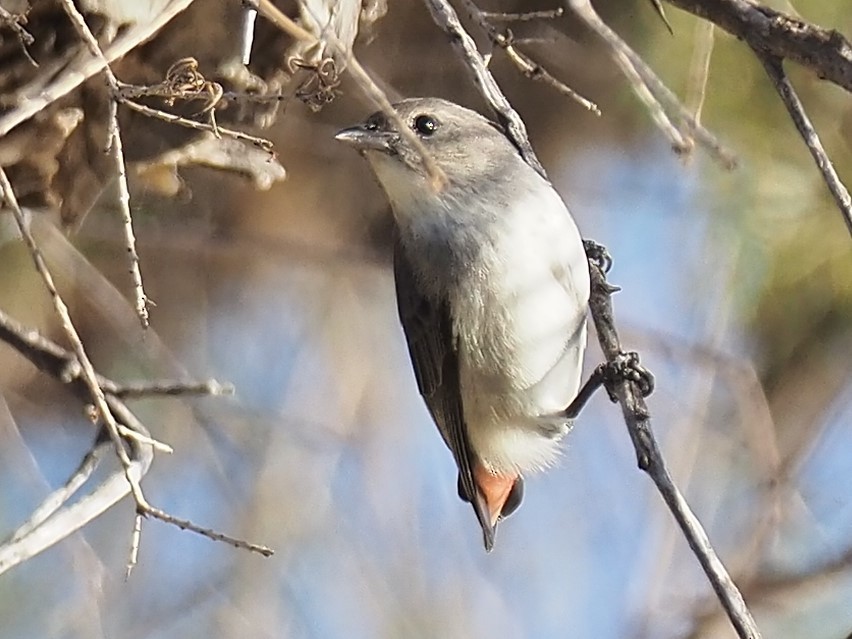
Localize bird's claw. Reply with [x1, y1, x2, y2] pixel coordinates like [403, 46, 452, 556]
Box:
[583, 239, 612, 273]
[599, 351, 655, 402]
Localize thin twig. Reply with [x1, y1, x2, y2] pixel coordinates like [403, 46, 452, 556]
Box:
[611, 47, 691, 152]
[481, 8, 564, 21]
[119, 98, 274, 150]
[460, 0, 600, 115]
[0, 166, 147, 506]
[587, 262, 762, 639]
[566, 0, 738, 168]
[757, 53, 852, 236]
[422, 0, 546, 177]
[648, 0, 674, 34]
[686, 21, 715, 124]
[0, 0, 198, 138]
[58, 0, 152, 328]
[106, 378, 235, 399]
[126, 513, 143, 579]
[503, 45, 600, 115]
[109, 100, 151, 327]
[140, 505, 274, 557]
[247, 0, 447, 189]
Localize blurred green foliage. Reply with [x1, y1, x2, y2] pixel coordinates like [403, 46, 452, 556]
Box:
[638, 1, 852, 388]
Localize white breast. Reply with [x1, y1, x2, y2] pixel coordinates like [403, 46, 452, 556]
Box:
[453, 185, 590, 474]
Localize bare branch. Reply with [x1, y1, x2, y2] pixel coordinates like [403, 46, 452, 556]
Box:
[119, 97, 274, 150]
[421, 0, 547, 177]
[658, 0, 852, 232]
[6, 443, 108, 545]
[140, 505, 274, 557]
[0, 165, 146, 509]
[480, 8, 564, 22]
[586, 260, 763, 639]
[665, 0, 852, 93]
[58, 0, 152, 327]
[0, 311, 156, 576]
[0, 307, 272, 571]
[756, 53, 852, 236]
[459, 0, 600, 115]
[0, 437, 153, 576]
[0, 0, 198, 138]
[248, 0, 447, 189]
[567, 0, 738, 167]
[106, 379, 235, 399]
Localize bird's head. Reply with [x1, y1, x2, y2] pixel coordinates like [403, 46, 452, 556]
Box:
[335, 98, 524, 210]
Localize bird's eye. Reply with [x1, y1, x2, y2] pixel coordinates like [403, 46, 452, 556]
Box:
[413, 114, 439, 136]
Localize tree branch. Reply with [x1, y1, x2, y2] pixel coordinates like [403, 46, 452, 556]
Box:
[666, 0, 852, 93]
[663, 0, 852, 235]
[421, 0, 547, 177]
[0, 307, 272, 574]
[756, 53, 852, 235]
[586, 263, 762, 639]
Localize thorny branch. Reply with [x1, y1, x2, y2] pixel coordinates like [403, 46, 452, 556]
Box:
[0, 306, 272, 576]
[425, 2, 761, 637]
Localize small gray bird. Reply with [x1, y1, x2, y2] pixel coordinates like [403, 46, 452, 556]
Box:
[336, 98, 591, 550]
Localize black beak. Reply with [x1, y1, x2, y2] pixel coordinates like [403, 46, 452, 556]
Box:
[334, 125, 396, 153]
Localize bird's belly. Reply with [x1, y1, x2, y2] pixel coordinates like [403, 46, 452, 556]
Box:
[454, 276, 588, 475]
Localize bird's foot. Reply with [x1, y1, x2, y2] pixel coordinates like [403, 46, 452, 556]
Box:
[583, 239, 612, 273]
[583, 239, 620, 293]
[599, 351, 655, 402]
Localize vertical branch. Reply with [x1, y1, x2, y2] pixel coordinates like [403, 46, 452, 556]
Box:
[108, 99, 150, 328]
[59, 0, 151, 327]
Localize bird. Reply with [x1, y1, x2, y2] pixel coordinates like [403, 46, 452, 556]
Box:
[335, 98, 591, 550]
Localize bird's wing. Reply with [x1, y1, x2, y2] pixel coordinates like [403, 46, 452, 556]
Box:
[393, 243, 495, 550]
